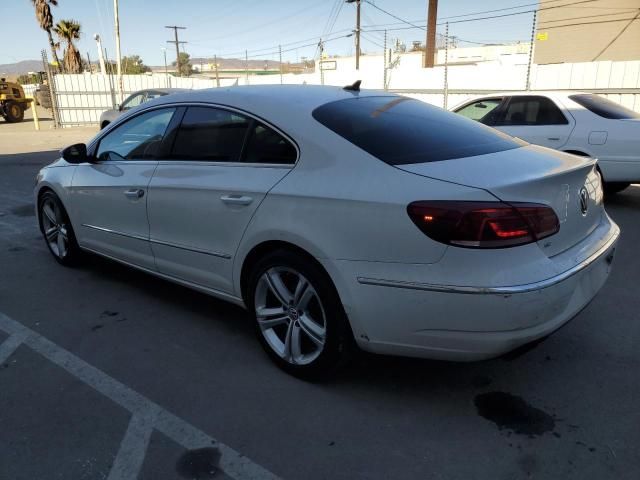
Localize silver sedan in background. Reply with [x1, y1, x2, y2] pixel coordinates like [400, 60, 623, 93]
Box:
[99, 88, 185, 129]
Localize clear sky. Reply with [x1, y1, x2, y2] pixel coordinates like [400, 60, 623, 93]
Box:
[2, 0, 536, 66]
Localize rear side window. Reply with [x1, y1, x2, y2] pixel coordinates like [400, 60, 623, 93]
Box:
[496, 96, 568, 126]
[569, 94, 640, 120]
[455, 98, 503, 124]
[243, 123, 297, 164]
[170, 106, 251, 161]
[312, 96, 523, 165]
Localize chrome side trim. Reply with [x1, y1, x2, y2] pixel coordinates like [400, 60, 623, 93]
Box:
[357, 225, 620, 295]
[82, 224, 148, 242]
[149, 237, 232, 260]
[81, 224, 232, 259]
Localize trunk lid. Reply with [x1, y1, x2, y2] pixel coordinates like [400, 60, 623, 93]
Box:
[397, 145, 604, 256]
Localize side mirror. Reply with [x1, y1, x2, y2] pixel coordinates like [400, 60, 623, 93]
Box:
[61, 143, 88, 164]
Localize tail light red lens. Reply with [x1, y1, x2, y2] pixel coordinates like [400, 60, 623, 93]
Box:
[407, 201, 559, 248]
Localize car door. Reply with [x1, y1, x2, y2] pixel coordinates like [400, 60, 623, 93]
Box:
[492, 95, 575, 148]
[147, 105, 297, 294]
[71, 107, 177, 269]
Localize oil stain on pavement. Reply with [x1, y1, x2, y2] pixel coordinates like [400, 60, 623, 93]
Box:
[474, 391, 556, 436]
[10, 204, 35, 217]
[176, 447, 221, 479]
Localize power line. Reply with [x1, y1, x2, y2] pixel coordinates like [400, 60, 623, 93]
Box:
[541, 15, 640, 30]
[592, 10, 640, 60]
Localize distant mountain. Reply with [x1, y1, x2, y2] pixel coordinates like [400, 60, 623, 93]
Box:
[0, 60, 43, 77]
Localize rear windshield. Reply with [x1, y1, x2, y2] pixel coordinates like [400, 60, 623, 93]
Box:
[569, 94, 640, 120]
[312, 96, 523, 165]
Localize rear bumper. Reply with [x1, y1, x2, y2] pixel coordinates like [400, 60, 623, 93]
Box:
[326, 218, 620, 361]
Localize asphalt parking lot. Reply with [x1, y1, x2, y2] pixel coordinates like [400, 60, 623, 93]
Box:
[1, 122, 639, 480]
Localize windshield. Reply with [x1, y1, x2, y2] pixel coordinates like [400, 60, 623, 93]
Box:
[312, 96, 523, 165]
[569, 94, 640, 120]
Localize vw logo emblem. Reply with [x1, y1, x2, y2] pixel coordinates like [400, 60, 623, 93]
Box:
[579, 187, 589, 216]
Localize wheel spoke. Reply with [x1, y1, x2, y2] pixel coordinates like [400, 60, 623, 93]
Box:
[293, 277, 309, 307]
[290, 323, 303, 361]
[296, 285, 316, 311]
[57, 233, 67, 257]
[45, 226, 58, 242]
[298, 313, 325, 346]
[283, 320, 295, 362]
[43, 204, 57, 225]
[266, 269, 293, 306]
[258, 316, 290, 329]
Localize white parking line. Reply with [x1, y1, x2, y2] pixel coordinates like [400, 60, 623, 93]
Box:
[0, 331, 30, 365]
[0, 312, 279, 480]
[107, 414, 154, 480]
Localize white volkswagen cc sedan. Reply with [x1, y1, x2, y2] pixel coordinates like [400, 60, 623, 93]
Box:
[452, 92, 640, 194]
[35, 85, 620, 377]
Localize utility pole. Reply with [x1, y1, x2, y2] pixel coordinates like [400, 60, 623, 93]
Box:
[319, 39, 325, 85]
[245, 49, 249, 84]
[279, 45, 283, 85]
[161, 47, 168, 87]
[383, 30, 387, 90]
[424, 0, 438, 68]
[214, 54, 220, 87]
[346, 0, 361, 70]
[94, 34, 107, 75]
[165, 26, 186, 76]
[86, 51, 91, 73]
[113, 0, 123, 101]
[525, 10, 537, 91]
[443, 22, 449, 109]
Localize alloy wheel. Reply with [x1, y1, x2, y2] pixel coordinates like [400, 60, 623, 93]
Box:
[254, 267, 327, 365]
[41, 199, 69, 259]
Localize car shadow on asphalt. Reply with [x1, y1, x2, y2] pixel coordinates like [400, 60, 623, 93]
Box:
[78, 251, 504, 391]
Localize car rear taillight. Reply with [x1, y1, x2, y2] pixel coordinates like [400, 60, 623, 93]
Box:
[407, 201, 559, 248]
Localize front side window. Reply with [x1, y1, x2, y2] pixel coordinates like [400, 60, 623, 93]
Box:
[121, 93, 145, 111]
[170, 106, 251, 161]
[569, 94, 640, 120]
[497, 96, 568, 126]
[96, 108, 176, 161]
[455, 98, 503, 124]
[312, 96, 523, 165]
[243, 123, 297, 164]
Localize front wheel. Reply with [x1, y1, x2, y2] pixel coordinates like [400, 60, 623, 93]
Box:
[3, 101, 24, 123]
[38, 191, 82, 266]
[247, 250, 352, 379]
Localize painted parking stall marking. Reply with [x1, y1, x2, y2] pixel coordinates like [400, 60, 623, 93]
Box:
[0, 312, 279, 480]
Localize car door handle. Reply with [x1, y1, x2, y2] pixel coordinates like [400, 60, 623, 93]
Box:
[547, 137, 561, 141]
[124, 189, 145, 199]
[220, 194, 253, 206]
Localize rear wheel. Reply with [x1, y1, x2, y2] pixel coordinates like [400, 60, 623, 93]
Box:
[4, 101, 24, 123]
[38, 191, 81, 266]
[247, 250, 352, 379]
[604, 182, 630, 195]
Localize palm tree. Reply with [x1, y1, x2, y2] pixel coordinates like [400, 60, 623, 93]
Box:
[31, 0, 62, 70]
[54, 19, 82, 74]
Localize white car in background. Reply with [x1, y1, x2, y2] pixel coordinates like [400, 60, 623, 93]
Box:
[452, 92, 640, 194]
[35, 85, 619, 377]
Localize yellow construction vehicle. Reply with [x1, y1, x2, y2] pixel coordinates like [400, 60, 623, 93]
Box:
[0, 78, 32, 123]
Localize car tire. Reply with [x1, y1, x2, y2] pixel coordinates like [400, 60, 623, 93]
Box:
[4, 101, 24, 123]
[38, 191, 82, 266]
[247, 249, 353, 379]
[604, 182, 630, 195]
